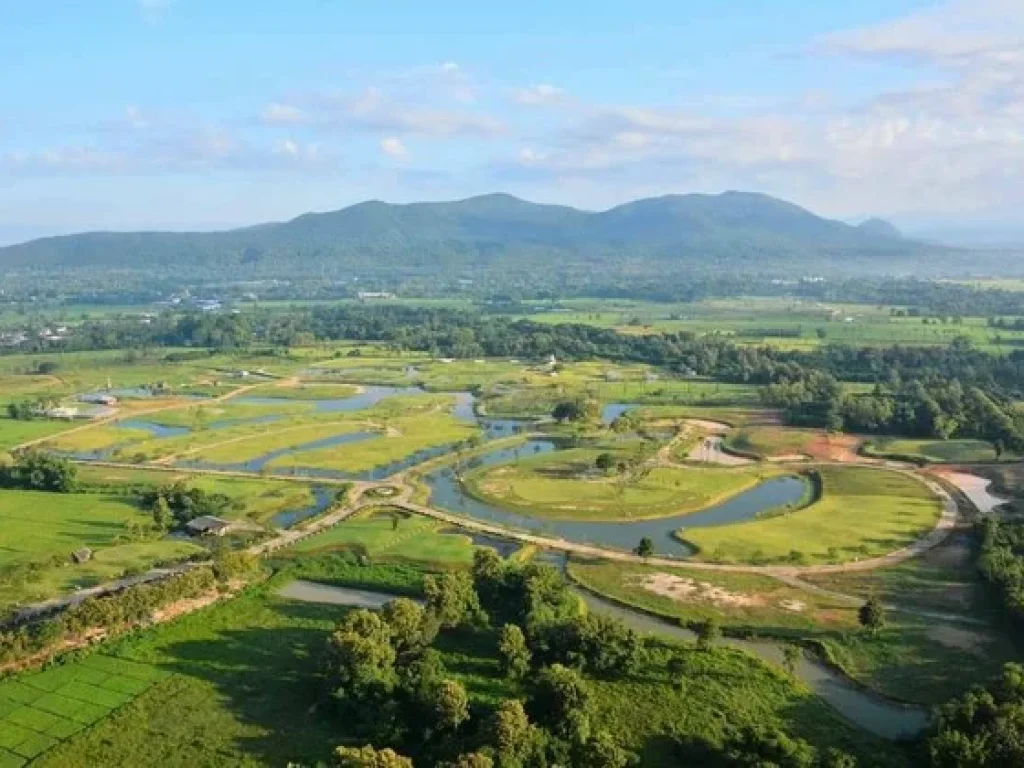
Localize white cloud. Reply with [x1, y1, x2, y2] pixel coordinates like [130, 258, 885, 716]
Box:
[261, 103, 309, 125]
[513, 84, 565, 106]
[380, 137, 408, 158]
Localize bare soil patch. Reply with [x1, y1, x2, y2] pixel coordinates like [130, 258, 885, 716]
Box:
[632, 572, 766, 609]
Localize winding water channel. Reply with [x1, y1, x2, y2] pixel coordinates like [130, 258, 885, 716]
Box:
[276, 578, 928, 739]
[422, 439, 808, 557]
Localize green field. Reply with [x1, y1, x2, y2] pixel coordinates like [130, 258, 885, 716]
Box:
[682, 467, 943, 564]
[0, 540, 203, 615]
[0, 490, 147, 568]
[284, 508, 478, 566]
[725, 426, 822, 458]
[245, 383, 360, 400]
[0, 655, 169, 766]
[463, 446, 785, 520]
[523, 296, 1024, 352]
[0, 419, 76, 452]
[26, 567, 896, 767]
[568, 558, 856, 633]
[269, 412, 479, 474]
[43, 425, 154, 454]
[0, 488, 206, 613]
[76, 465, 324, 524]
[863, 437, 1010, 464]
[135, 400, 311, 428]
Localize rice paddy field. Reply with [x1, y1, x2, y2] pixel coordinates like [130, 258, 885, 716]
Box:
[0, 655, 169, 767]
[681, 467, 944, 564]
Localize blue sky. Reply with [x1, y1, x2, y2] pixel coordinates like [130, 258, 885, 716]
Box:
[1, 0, 1022, 242]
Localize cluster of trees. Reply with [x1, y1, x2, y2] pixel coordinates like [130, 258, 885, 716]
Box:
[977, 517, 1024, 626]
[320, 552, 859, 767]
[924, 663, 1024, 766]
[321, 553, 639, 767]
[0, 449, 78, 492]
[5, 397, 61, 420]
[0, 566, 218, 665]
[140, 481, 237, 529]
[762, 373, 1024, 451]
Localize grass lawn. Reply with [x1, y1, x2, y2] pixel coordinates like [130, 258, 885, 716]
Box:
[0, 419, 76, 452]
[682, 467, 943, 565]
[268, 412, 479, 474]
[30, 570, 899, 767]
[0, 490, 146, 569]
[284, 507, 478, 566]
[863, 437, 1011, 463]
[726, 426, 822, 458]
[568, 558, 856, 634]
[464, 447, 784, 520]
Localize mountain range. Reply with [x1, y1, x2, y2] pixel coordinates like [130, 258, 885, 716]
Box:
[0, 191, 964, 279]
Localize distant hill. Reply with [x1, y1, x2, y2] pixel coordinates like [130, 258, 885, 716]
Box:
[856, 217, 903, 239]
[0, 191, 958, 279]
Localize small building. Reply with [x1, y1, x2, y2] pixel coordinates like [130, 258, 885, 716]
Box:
[186, 516, 233, 537]
[71, 548, 92, 564]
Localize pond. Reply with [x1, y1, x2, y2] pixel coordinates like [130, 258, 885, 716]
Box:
[276, 577, 928, 739]
[422, 439, 807, 557]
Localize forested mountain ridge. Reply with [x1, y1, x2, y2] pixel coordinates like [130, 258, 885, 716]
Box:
[0, 190, 954, 278]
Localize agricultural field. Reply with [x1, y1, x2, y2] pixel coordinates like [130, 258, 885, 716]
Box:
[863, 437, 1012, 464]
[0, 490, 149, 569]
[0, 655, 168, 767]
[524, 296, 1024, 352]
[43, 425, 154, 455]
[682, 467, 943, 564]
[463, 446, 786, 520]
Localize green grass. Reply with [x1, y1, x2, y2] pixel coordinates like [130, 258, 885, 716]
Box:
[0, 490, 146, 569]
[245, 383, 360, 400]
[568, 558, 857, 633]
[268, 412, 479, 473]
[863, 437, 1011, 464]
[28, 570, 898, 767]
[682, 467, 943, 565]
[43, 425, 154, 453]
[137, 400, 311, 428]
[0, 540, 203, 614]
[143, 419, 373, 463]
[76, 465, 322, 525]
[726, 426, 822, 458]
[284, 507, 479, 566]
[463, 447, 785, 520]
[0, 419, 76, 452]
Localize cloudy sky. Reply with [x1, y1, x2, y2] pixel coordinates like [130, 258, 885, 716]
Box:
[1, 0, 1022, 243]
